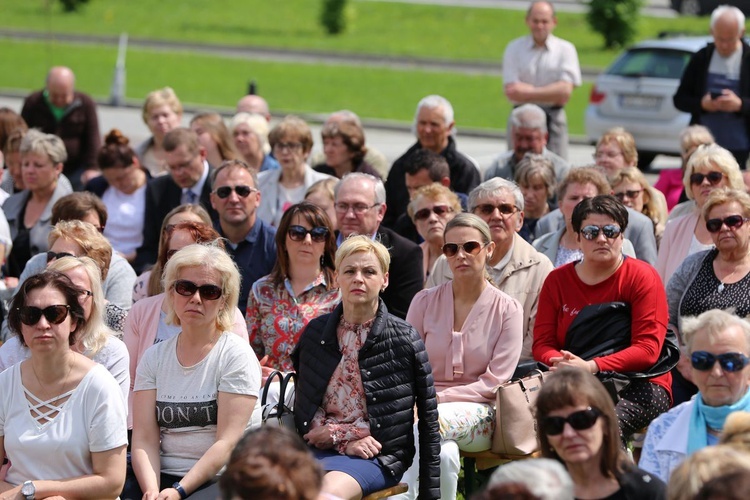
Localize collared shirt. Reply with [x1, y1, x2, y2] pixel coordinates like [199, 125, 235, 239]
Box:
[181, 160, 209, 204]
[336, 230, 379, 247]
[484, 147, 570, 183]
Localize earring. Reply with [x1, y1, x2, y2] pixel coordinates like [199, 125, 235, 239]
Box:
[320, 255, 325, 268]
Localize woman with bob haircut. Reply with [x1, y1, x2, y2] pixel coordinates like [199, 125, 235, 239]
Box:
[666, 445, 750, 500]
[229, 112, 279, 174]
[514, 154, 557, 243]
[314, 120, 380, 180]
[611, 167, 668, 247]
[593, 127, 639, 178]
[136, 87, 183, 177]
[535, 368, 666, 499]
[190, 112, 241, 168]
[127, 243, 261, 500]
[292, 235, 440, 499]
[305, 177, 339, 230]
[247, 202, 340, 373]
[0, 270, 128, 499]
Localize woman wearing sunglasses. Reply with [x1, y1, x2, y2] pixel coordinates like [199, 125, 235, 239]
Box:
[611, 167, 668, 248]
[534, 195, 672, 441]
[536, 368, 666, 500]
[400, 213, 523, 499]
[246, 202, 340, 374]
[641, 310, 750, 482]
[656, 144, 745, 286]
[0, 270, 128, 500]
[406, 183, 461, 285]
[127, 243, 261, 500]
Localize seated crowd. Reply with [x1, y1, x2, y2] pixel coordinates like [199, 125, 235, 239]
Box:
[6, 11, 750, 496]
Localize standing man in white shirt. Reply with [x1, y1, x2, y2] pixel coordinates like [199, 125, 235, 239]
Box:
[503, 1, 581, 160]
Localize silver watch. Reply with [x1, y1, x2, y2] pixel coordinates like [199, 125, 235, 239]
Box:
[21, 480, 35, 500]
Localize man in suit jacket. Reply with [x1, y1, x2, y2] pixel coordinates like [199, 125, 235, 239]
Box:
[133, 128, 217, 272]
[335, 173, 423, 319]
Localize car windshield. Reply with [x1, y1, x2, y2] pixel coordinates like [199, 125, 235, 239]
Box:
[606, 48, 693, 79]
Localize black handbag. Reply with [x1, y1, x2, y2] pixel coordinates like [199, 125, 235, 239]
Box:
[260, 370, 296, 430]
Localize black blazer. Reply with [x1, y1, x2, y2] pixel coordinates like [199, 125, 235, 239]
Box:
[376, 226, 424, 319]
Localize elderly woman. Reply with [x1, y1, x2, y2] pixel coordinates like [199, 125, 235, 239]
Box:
[127, 244, 261, 500]
[292, 236, 440, 499]
[667, 445, 750, 500]
[656, 144, 745, 285]
[535, 368, 667, 499]
[534, 195, 673, 439]
[190, 111, 240, 168]
[257, 116, 333, 227]
[85, 129, 149, 263]
[0, 271, 127, 499]
[401, 213, 523, 499]
[314, 120, 380, 180]
[3, 130, 73, 279]
[136, 87, 183, 177]
[611, 167, 668, 246]
[247, 202, 340, 373]
[229, 112, 279, 174]
[305, 178, 339, 230]
[593, 127, 639, 178]
[514, 154, 557, 243]
[406, 183, 461, 284]
[641, 310, 750, 482]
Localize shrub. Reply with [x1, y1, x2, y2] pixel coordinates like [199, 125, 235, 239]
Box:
[321, 0, 348, 35]
[58, 0, 90, 12]
[587, 0, 643, 49]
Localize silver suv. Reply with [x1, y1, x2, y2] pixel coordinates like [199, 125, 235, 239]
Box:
[584, 36, 710, 167]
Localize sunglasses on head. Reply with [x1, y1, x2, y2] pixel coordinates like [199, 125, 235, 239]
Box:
[442, 240, 487, 258]
[46, 251, 75, 263]
[288, 225, 329, 243]
[690, 171, 724, 186]
[691, 351, 750, 372]
[541, 407, 602, 436]
[173, 280, 223, 301]
[613, 189, 642, 201]
[414, 205, 454, 221]
[580, 224, 622, 240]
[214, 185, 256, 199]
[706, 215, 750, 233]
[473, 203, 518, 216]
[17, 305, 70, 326]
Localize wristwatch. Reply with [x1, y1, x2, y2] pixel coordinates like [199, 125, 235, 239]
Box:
[172, 482, 188, 500]
[21, 480, 35, 500]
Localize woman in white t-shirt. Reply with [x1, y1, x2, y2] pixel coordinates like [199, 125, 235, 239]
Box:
[128, 243, 261, 500]
[0, 270, 128, 499]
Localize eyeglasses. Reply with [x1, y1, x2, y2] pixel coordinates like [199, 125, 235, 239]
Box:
[288, 225, 329, 242]
[613, 189, 642, 201]
[472, 203, 518, 216]
[17, 305, 70, 326]
[580, 224, 622, 240]
[706, 215, 750, 233]
[46, 251, 75, 263]
[173, 280, 223, 301]
[273, 142, 303, 153]
[691, 351, 750, 372]
[442, 240, 487, 258]
[690, 171, 725, 186]
[414, 205, 454, 221]
[541, 407, 602, 436]
[593, 151, 623, 160]
[334, 202, 381, 215]
[213, 185, 257, 199]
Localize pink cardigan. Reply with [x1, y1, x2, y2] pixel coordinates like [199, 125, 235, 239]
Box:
[406, 282, 523, 405]
[123, 293, 248, 426]
[655, 211, 701, 287]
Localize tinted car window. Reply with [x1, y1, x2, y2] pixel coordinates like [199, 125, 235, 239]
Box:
[607, 48, 693, 79]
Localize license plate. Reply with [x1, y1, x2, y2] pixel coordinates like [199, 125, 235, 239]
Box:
[620, 94, 662, 110]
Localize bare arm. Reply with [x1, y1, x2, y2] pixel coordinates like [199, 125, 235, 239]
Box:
[131, 389, 162, 498]
[504, 80, 574, 106]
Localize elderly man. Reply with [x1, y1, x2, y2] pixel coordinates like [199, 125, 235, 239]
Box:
[236, 94, 271, 122]
[134, 127, 217, 272]
[21, 66, 101, 189]
[485, 104, 570, 183]
[210, 159, 277, 312]
[427, 178, 553, 360]
[335, 172, 423, 319]
[503, 1, 581, 159]
[384, 95, 481, 227]
[674, 5, 750, 168]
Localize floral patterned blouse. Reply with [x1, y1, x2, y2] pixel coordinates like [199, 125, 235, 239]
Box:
[311, 318, 373, 454]
[246, 273, 341, 372]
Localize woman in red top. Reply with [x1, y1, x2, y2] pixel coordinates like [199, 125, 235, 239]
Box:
[533, 195, 672, 440]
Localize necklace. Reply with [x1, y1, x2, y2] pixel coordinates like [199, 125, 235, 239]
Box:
[31, 353, 73, 401]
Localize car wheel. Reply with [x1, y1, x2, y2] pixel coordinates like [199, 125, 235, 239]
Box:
[679, 0, 702, 16]
[637, 152, 657, 171]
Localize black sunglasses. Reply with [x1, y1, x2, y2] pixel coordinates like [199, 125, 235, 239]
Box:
[690, 171, 724, 186]
[472, 203, 518, 216]
[214, 185, 256, 199]
[706, 215, 750, 233]
[46, 251, 75, 263]
[414, 205, 454, 221]
[173, 280, 223, 301]
[541, 407, 602, 436]
[691, 351, 750, 373]
[613, 189, 642, 201]
[17, 305, 70, 326]
[288, 225, 329, 243]
[580, 224, 622, 241]
[442, 241, 487, 258]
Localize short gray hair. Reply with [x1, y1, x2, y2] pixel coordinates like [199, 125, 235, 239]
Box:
[413, 95, 455, 129]
[469, 177, 525, 212]
[683, 309, 750, 354]
[511, 104, 547, 132]
[488, 458, 574, 500]
[335, 172, 386, 205]
[20, 129, 67, 165]
[711, 5, 745, 32]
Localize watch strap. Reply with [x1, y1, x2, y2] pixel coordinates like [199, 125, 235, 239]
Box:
[172, 482, 188, 499]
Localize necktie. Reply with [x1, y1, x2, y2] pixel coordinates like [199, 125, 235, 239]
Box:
[184, 190, 197, 205]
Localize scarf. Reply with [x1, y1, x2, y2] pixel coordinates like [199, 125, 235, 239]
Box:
[687, 386, 750, 455]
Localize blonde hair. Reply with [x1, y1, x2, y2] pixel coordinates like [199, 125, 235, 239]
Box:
[335, 235, 390, 275]
[230, 112, 271, 154]
[702, 187, 750, 220]
[305, 178, 338, 201]
[667, 445, 750, 500]
[407, 183, 462, 221]
[610, 166, 667, 228]
[683, 144, 745, 200]
[596, 127, 638, 167]
[142, 86, 183, 124]
[680, 125, 715, 154]
[48, 220, 113, 281]
[20, 129, 67, 165]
